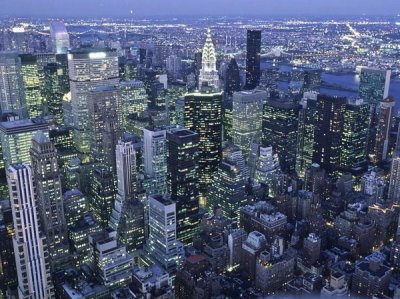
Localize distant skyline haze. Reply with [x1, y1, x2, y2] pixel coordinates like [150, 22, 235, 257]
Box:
[1, 0, 400, 17]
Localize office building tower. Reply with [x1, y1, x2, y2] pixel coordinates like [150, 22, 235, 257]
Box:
[222, 98, 233, 142]
[0, 199, 17, 294]
[313, 95, 347, 175]
[245, 30, 261, 90]
[339, 98, 370, 171]
[313, 95, 369, 176]
[232, 90, 266, 158]
[0, 117, 48, 169]
[184, 89, 223, 204]
[88, 230, 133, 288]
[7, 164, 54, 299]
[389, 126, 400, 203]
[166, 55, 182, 81]
[30, 131, 69, 271]
[110, 137, 145, 255]
[20, 54, 43, 118]
[87, 85, 119, 164]
[262, 97, 300, 173]
[167, 127, 200, 244]
[145, 195, 180, 272]
[143, 127, 168, 197]
[198, 29, 220, 89]
[68, 48, 119, 153]
[63, 189, 86, 228]
[69, 213, 101, 267]
[253, 146, 281, 196]
[43, 63, 65, 124]
[208, 159, 247, 223]
[303, 68, 322, 93]
[50, 21, 70, 54]
[296, 91, 318, 178]
[373, 97, 395, 163]
[359, 68, 391, 105]
[90, 166, 116, 227]
[224, 57, 241, 96]
[0, 52, 27, 118]
[118, 80, 148, 130]
[303, 233, 321, 265]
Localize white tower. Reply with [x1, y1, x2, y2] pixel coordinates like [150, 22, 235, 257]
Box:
[198, 29, 220, 89]
[7, 164, 54, 299]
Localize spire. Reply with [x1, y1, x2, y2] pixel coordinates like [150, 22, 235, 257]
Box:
[199, 29, 220, 89]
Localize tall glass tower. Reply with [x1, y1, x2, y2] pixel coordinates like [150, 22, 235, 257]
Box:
[245, 30, 261, 90]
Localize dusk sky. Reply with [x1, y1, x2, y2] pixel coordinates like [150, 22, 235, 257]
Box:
[1, 0, 400, 18]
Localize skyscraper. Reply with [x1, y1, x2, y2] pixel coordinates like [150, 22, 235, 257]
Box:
[143, 127, 168, 197]
[50, 21, 70, 54]
[296, 91, 318, 178]
[20, 54, 43, 118]
[245, 30, 261, 90]
[198, 29, 220, 89]
[313, 95, 369, 176]
[0, 52, 27, 118]
[224, 57, 241, 96]
[167, 127, 200, 244]
[0, 117, 48, 169]
[110, 136, 145, 255]
[87, 85, 119, 164]
[145, 195, 180, 272]
[208, 159, 247, 224]
[388, 125, 400, 203]
[262, 97, 300, 173]
[7, 164, 54, 299]
[232, 90, 266, 158]
[43, 62, 65, 124]
[68, 48, 119, 153]
[359, 68, 390, 105]
[184, 89, 223, 204]
[30, 131, 69, 271]
[372, 97, 395, 163]
[90, 166, 116, 227]
[312, 95, 347, 175]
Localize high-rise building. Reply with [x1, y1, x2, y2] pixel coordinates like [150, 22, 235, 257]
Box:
[7, 164, 54, 299]
[43, 63, 65, 124]
[262, 97, 300, 173]
[118, 80, 148, 130]
[388, 125, 400, 203]
[30, 131, 69, 271]
[184, 89, 223, 204]
[68, 48, 119, 153]
[339, 98, 370, 172]
[313, 95, 369, 176]
[20, 54, 43, 118]
[253, 146, 281, 196]
[0, 52, 27, 118]
[296, 91, 318, 178]
[143, 127, 168, 197]
[245, 30, 261, 90]
[0, 117, 48, 169]
[50, 21, 70, 54]
[224, 57, 241, 96]
[232, 90, 266, 158]
[198, 29, 220, 89]
[87, 85, 119, 164]
[110, 137, 145, 255]
[88, 230, 133, 288]
[372, 97, 395, 163]
[167, 127, 200, 244]
[90, 166, 116, 227]
[208, 160, 247, 224]
[312, 95, 347, 175]
[145, 195, 180, 272]
[359, 68, 390, 105]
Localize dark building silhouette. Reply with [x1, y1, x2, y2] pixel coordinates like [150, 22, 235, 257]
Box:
[245, 30, 261, 90]
[224, 57, 241, 96]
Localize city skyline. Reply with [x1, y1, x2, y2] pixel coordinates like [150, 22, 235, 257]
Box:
[1, 0, 400, 17]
